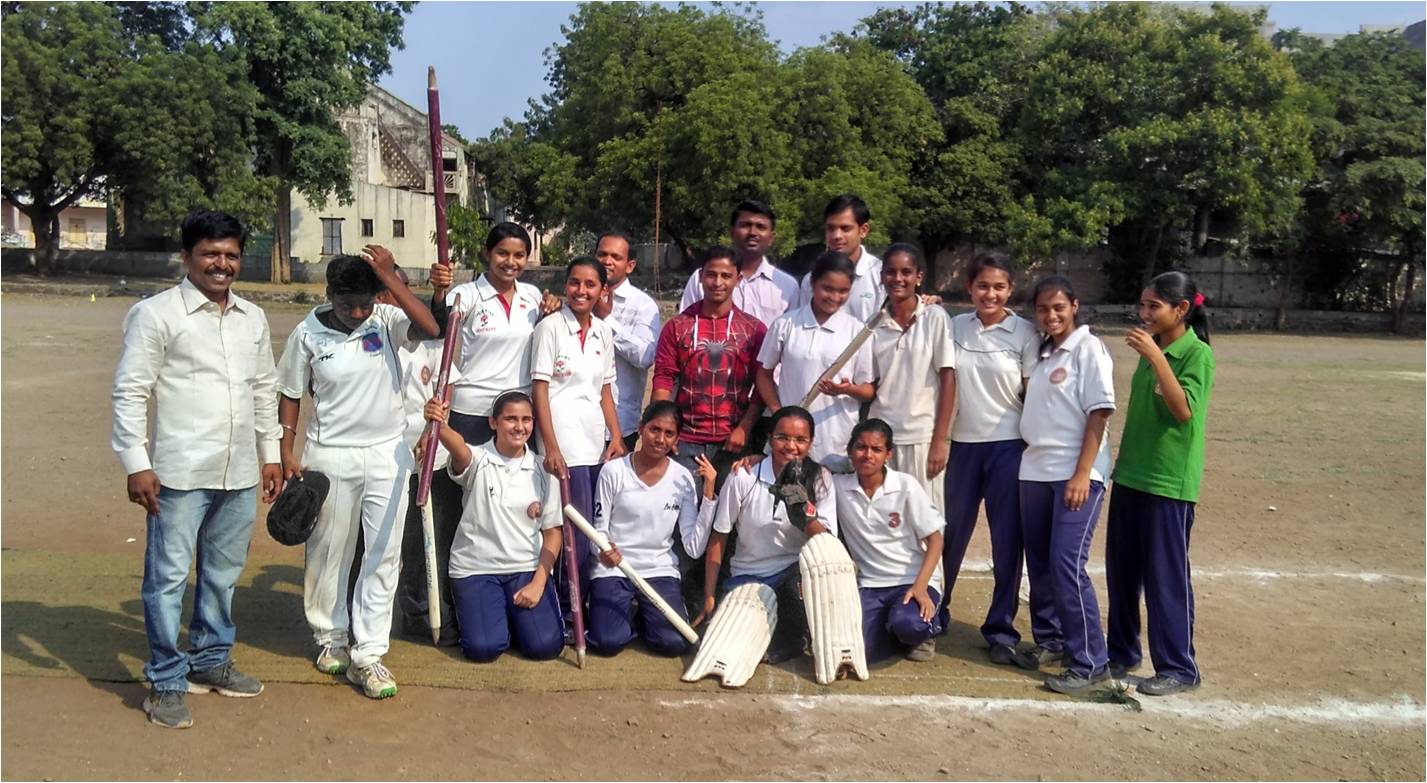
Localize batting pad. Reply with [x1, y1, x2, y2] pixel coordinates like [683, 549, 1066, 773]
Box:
[681, 582, 778, 688]
[799, 533, 869, 685]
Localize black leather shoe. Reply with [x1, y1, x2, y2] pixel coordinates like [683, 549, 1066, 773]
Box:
[1028, 645, 1066, 665]
[1108, 659, 1141, 679]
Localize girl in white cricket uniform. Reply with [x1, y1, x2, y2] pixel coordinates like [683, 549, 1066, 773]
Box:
[277, 248, 440, 700]
[941, 253, 1043, 669]
[754, 252, 875, 472]
[697, 406, 838, 664]
[833, 419, 946, 664]
[443, 223, 545, 447]
[1019, 275, 1116, 695]
[867, 243, 955, 510]
[426, 391, 565, 662]
[587, 401, 717, 656]
[531, 256, 627, 622]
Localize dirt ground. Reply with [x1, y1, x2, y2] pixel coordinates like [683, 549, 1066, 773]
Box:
[2, 290, 1424, 781]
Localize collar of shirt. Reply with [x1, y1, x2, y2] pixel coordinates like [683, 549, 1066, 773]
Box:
[556, 304, 591, 335]
[1161, 328, 1201, 359]
[474, 274, 537, 306]
[1047, 324, 1092, 356]
[755, 458, 779, 486]
[792, 304, 852, 333]
[745, 257, 778, 282]
[977, 309, 1022, 334]
[306, 303, 378, 340]
[837, 468, 905, 502]
[882, 299, 928, 333]
[853, 249, 880, 278]
[479, 440, 536, 471]
[610, 280, 634, 301]
[178, 275, 248, 315]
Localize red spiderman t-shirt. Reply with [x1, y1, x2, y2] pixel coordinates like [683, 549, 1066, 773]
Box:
[652, 304, 767, 445]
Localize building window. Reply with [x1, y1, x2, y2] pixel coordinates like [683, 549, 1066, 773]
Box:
[321, 218, 343, 255]
[360, 219, 373, 237]
[392, 219, 405, 238]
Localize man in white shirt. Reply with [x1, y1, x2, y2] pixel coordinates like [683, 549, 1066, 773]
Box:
[678, 200, 799, 328]
[111, 211, 281, 729]
[592, 231, 662, 451]
[796, 194, 884, 322]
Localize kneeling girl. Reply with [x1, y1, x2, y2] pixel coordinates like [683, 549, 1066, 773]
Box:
[699, 406, 838, 663]
[427, 390, 564, 662]
[587, 401, 717, 656]
[833, 419, 946, 664]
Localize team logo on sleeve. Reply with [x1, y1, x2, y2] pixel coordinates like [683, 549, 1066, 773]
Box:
[1049, 367, 1068, 384]
[888, 511, 902, 529]
[552, 356, 572, 379]
[361, 332, 384, 353]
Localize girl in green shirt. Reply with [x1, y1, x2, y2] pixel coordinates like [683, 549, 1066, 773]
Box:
[1106, 271, 1215, 697]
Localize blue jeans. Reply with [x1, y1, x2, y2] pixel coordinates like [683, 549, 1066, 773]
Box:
[141, 485, 257, 691]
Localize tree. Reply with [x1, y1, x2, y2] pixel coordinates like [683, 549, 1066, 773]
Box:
[189, 2, 413, 282]
[1010, 4, 1314, 294]
[2, 2, 270, 272]
[857, 2, 1036, 267]
[1278, 30, 1425, 332]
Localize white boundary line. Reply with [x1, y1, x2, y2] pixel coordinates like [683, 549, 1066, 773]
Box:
[658, 694, 1426, 728]
[953, 562, 1425, 583]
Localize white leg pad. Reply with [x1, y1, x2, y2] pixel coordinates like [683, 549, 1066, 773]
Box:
[800, 533, 870, 685]
[682, 582, 777, 688]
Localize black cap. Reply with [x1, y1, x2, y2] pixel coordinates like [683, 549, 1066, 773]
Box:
[266, 470, 330, 546]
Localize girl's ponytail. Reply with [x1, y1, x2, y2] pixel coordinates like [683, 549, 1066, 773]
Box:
[1149, 271, 1211, 346]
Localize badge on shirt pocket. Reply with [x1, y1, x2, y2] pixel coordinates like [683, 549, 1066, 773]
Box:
[361, 332, 384, 353]
[553, 356, 573, 380]
[1049, 367, 1068, 384]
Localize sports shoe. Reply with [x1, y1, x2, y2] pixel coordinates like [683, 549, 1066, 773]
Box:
[186, 660, 263, 697]
[905, 639, 937, 662]
[1137, 674, 1200, 696]
[1108, 659, 1141, 679]
[1043, 669, 1111, 695]
[347, 660, 398, 699]
[315, 645, 350, 675]
[142, 689, 193, 729]
[1028, 645, 1065, 665]
[988, 643, 1038, 671]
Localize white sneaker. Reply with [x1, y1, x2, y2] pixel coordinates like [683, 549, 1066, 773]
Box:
[347, 660, 398, 699]
[314, 645, 350, 675]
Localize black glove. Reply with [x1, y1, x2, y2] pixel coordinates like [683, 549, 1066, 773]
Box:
[774, 459, 815, 531]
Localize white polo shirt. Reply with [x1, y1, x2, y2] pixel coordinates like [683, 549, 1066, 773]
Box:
[679, 256, 799, 328]
[591, 455, 714, 581]
[1019, 325, 1116, 483]
[448, 442, 563, 577]
[950, 310, 1041, 443]
[711, 459, 839, 578]
[530, 306, 617, 467]
[797, 248, 884, 323]
[868, 301, 955, 444]
[277, 303, 412, 448]
[832, 469, 945, 588]
[606, 280, 662, 437]
[756, 305, 875, 465]
[444, 275, 543, 417]
[398, 339, 463, 469]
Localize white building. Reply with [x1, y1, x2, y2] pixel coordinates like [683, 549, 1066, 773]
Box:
[289, 84, 469, 268]
[2, 196, 107, 250]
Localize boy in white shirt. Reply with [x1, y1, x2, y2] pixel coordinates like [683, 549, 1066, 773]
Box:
[795, 194, 883, 322]
[112, 211, 281, 729]
[277, 248, 440, 700]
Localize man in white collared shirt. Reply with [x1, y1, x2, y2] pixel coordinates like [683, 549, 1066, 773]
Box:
[796, 194, 884, 323]
[592, 231, 661, 451]
[678, 200, 799, 328]
[111, 211, 281, 729]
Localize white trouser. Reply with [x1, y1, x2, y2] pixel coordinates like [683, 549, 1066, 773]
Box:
[301, 437, 412, 667]
[891, 441, 945, 514]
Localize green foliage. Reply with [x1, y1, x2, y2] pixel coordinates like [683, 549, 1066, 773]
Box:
[1, 2, 272, 262]
[189, 1, 412, 209]
[442, 200, 486, 270]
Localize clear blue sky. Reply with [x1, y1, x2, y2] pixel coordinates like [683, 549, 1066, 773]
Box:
[379, 1, 1426, 140]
